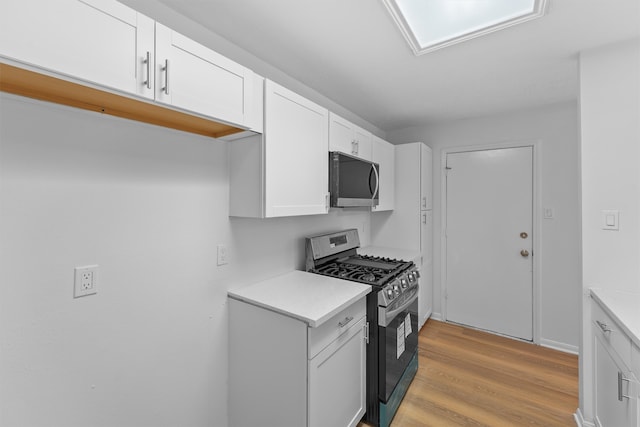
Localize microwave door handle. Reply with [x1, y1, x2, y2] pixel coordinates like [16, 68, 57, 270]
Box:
[369, 163, 380, 206]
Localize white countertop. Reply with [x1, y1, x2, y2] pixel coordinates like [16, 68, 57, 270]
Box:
[359, 245, 422, 264]
[228, 270, 371, 328]
[591, 288, 640, 348]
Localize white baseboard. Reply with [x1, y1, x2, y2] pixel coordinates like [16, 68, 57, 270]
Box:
[430, 312, 443, 321]
[540, 338, 579, 355]
[574, 408, 595, 427]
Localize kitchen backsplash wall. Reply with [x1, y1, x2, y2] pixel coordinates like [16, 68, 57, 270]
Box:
[387, 101, 581, 353]
[0, 93, 371, 427]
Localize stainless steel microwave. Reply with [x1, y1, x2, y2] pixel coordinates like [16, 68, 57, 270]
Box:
[329, 152, 379, 208]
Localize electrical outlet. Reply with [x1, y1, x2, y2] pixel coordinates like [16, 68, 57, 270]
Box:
[74, 265, 98, 298]
[217, 244, 229, 266]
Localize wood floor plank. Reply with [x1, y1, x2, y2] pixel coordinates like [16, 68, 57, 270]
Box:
[359, 319, 578, 427]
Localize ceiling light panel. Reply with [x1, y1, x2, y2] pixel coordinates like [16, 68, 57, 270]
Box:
[383, 0, 548, 55]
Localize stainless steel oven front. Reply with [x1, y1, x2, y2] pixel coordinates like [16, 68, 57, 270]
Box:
[377, 285, 419, 418]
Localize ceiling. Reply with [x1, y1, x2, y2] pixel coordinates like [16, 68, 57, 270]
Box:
[155, 0, 639, 132]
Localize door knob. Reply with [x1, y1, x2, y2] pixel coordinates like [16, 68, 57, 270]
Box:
[520, 249, 529, 257]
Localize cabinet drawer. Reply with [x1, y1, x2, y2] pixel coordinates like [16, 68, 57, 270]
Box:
[593, 299, 632, 368]
[308, 299, 366, 359]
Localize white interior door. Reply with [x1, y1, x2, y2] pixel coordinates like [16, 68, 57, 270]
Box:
[445, 147, 533, 340]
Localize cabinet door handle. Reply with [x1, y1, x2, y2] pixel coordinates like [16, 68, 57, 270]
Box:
[162, 59, 170, 95]
[596, 320, 612, 333]
[338, 316, 354, 328]
[422, 213, 427, 224]
[618, 371, 631, 401]
[364, 321, 369, 344]
[351, 140, 357, 155]
[143, 51, 151, 89]
[422, 196, 427, 209]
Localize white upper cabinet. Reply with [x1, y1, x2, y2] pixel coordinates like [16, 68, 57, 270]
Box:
[0, 0, 257, 133]
[229, 80, 330, 218]
[329, 113, 372, 161]
[155, 23, 255, 129]
[421, 144, 433, 210]
[0, 0, 155, 99]
[371, 136, 395, 212]
[264, 80, 329, 217]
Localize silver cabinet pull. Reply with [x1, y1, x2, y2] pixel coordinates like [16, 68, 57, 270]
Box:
[143, 51, 151, 89]
[364, 321, 369, 344]
[351, 140, 357, 155]
[618, 372, 631, 401]
[338, 316, 354, 328]
[162, 59, 170, 95]
[422, 196, 427, 209]
[596, 320, 612, 333]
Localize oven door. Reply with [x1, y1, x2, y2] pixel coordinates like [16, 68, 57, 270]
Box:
[378, 288, 419, 403]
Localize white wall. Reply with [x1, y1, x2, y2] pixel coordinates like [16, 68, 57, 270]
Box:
[578, 38, 640, 423]
[387, 101, 581, 352]
[0, 93, 371, 427]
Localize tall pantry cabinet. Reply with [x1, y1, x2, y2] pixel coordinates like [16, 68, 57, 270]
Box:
[371, 142, 433, 328]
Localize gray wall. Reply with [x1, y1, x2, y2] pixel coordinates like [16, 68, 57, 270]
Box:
[578, 38, 640, 422]
[387, 101, 581, 353]
[0, 93, 372, 426]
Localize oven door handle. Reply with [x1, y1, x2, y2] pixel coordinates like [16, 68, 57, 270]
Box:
[379, 287, 419, 327]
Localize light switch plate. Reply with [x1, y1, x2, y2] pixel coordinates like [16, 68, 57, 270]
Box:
[602, 210, 619, 231]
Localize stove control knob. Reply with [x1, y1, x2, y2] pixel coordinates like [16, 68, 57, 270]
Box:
[400, 279, 407, 288]
[394, 284, 401, 294]
[407, 273, 415, 283]
[414, 270, 421, 279]
[386, 288, 394, 299]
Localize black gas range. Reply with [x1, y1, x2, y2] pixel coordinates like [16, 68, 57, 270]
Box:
[306, 229, 419, 427]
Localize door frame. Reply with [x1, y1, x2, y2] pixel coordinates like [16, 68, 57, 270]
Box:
[440, 140, 541, 344]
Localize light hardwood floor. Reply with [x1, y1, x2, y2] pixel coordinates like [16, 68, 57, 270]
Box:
[360, 319, 578, 427]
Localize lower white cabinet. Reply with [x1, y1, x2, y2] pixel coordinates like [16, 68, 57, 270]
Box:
[229, 297, 367, 427]
[592, 296, 638, 427]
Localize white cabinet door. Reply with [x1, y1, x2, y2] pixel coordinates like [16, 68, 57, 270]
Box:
[0, 0, 155, 99]
[329, 112, 372, 160]
[155, 23, 254, 128]
[264, 80, 329, 217]
[372, 136, 395, 212]
[421, 144, 433, 210]
[419, 210, 433, 327]
[594, 336, 636, 427]
[308, 317, 366, 427]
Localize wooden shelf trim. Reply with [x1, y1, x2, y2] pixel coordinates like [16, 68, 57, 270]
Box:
[0, 62, 244, 139]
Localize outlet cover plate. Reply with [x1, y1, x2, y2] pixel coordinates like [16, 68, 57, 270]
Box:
[74, 265, 98, 298]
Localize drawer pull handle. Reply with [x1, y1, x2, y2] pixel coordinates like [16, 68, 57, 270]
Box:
[338, 316, 354, 328]
[618, 372, 631, 401]
[596, 320, 612, 333]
